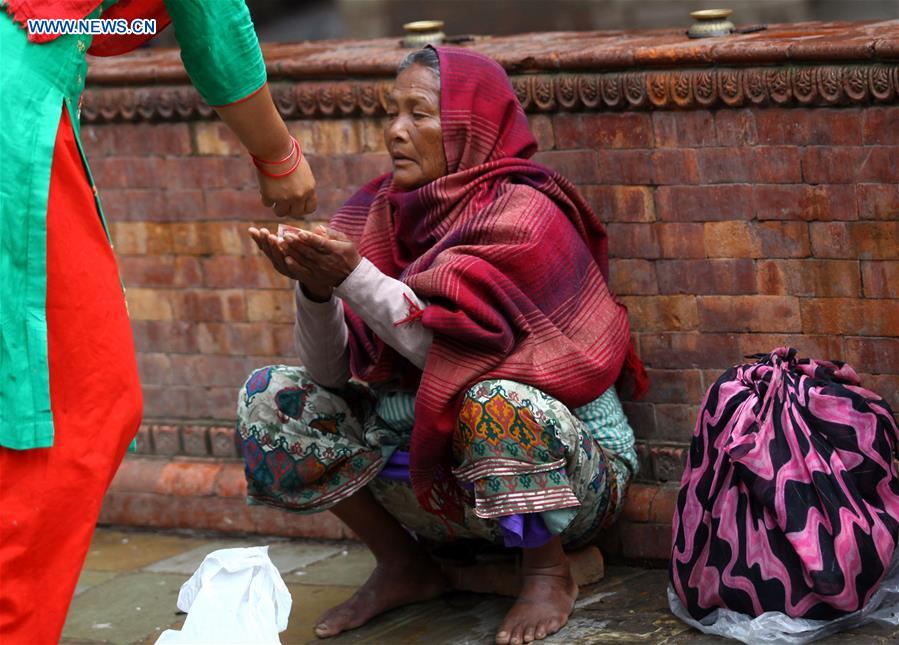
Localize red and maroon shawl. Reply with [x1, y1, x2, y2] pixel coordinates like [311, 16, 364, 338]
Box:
[330, 46, 647, 518]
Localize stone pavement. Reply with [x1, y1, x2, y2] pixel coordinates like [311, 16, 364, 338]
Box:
[62, 527, 899, 645]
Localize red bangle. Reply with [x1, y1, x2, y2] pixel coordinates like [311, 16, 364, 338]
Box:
[251, 136, 297, 165]
[253, 138, 302, 179]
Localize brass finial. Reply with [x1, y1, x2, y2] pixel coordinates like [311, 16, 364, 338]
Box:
[688, 9, 735, 38]
[402, 20, 446, 48]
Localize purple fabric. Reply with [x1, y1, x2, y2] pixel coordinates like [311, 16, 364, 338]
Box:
[378, 450, 552, 548]
[497, 512, 553, 548]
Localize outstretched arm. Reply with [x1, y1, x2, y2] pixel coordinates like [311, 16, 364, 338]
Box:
[164, 0, 316, 216]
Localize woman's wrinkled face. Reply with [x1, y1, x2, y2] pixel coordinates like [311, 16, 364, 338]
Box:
[384, 64, 448, 190]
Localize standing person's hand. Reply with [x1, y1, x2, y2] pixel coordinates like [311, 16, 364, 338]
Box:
[253, 139, 317, 217]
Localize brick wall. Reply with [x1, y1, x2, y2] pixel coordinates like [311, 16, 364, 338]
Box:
[85, 24, 899, 559]
[83, 105, 899, 481]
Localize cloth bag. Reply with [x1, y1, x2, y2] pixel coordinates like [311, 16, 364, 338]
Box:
[156, 546, 292, 645]
[669, 347, 899, 642]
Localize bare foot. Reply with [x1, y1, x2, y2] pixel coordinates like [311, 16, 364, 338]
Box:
[495, 556, 578, 644]
[314, 555, 447, 638]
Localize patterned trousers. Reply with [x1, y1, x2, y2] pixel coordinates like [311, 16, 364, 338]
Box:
[237, 365, 630, 547]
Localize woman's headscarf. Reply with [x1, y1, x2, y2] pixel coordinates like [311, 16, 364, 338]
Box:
[331, 46, 646, 519]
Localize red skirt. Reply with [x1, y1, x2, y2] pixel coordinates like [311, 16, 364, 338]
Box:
[0, 106, 142, 643]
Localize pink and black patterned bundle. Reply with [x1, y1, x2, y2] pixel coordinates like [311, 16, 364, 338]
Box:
[671, 347, 899, 621]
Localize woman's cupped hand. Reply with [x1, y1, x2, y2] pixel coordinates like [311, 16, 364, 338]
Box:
[248, 225, 362, 301]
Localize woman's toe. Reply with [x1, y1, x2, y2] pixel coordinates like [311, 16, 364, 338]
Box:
[523, 625, 536, 642]
[495, 628, 511, 645]
[535, 620, 548, 640]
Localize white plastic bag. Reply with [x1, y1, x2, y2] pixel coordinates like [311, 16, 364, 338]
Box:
[668, 546, 899, 644]
[155, 546, 292, 645]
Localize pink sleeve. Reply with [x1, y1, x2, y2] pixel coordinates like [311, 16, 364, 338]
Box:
[294, 285, 352, 388]
[334, 258, 433, 369]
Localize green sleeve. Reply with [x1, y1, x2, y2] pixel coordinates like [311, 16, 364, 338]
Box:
[163, 0, 267, 106]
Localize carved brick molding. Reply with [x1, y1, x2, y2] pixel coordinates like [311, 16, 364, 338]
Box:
[81, 63, 899, 124]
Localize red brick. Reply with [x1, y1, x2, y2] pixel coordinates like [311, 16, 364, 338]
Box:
[753, 184, 858, 221]
[757, 222, 810, 258]
[174, 355, 256, 388]
[157, 461, 223, 497]
[181, 426, 210, 458]
[136, 353, 173, 386]
[809, 222, 899, 259]
[554, 113, 653, 149]
[174, 289, 248, 322]
[531, 150, 598, 183]
[649, 486, 680, 524]
[205, 189, 272, 220]
[163, 157, 226, 190]
[714, 109, 757, 147]
[801, 299, 899, 336]
[605, 223, 660, 258]
[151, 425, 182, 456]
[703, 221, 759, 258]
[86, 124, 191, 158]
[652, 111, 715, 148]
[639, 332, 742, 369]
[656, 185, 754, 222]
[698, 295, 802, 332]
[657, 223, 705, 258]
[101, 189, 167, 221]
[213, 462, 248, 498]
[806, 109, 864, 145]
[164, 190, 206, 220]
[621, 401, 655, 440]
[132, 426, 153, 455]
[862, 107, 899, 145]
[107, 454, 166, 492]
[119, 256, 202, 288]
[528, 114, 555, 151]
[193, 121, 243, 155]
[697, 147, 802, 184]
[211, 426, 241, 460]
[643, 368, 705, 404]
[615, 522, 672, 561]
[196, 322, 276, 356]
[621, 483, 658, 523]
[344, 152, 392, 180]
[580, 186, 655, 222]
[595, 150, 654, 184]
[651, 447, 688, 484]
[202, 256, 291, 289]
[143, 386, 190, 420]
[844, 337, 899, 375]
[125, 288, 174, 321]
[862, 261, 899, 298]
[737, 334, 845, 363]
[621, 295, 698, 332]
[188, 386, 243, 420]
[857, 374, 899, 410]
[132, 321, 198, 354]
[857, 184, 899, 221]
[91, 156, 166, 189]
[755, 109, 810, 145]
[695, 147, 754, 183]
[756, 259, 861, 297]
[246, 289, 295, 323]
[634, 442, 654, 481]
[655, 259, 756, 294]
[651, 149, 700, 185]
[653, 404, 701, 442]
[803, 147, 899, 184]
[609, 259, 657, 295]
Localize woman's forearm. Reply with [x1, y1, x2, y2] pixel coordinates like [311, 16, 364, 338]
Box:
[212, 84, 292, 161]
